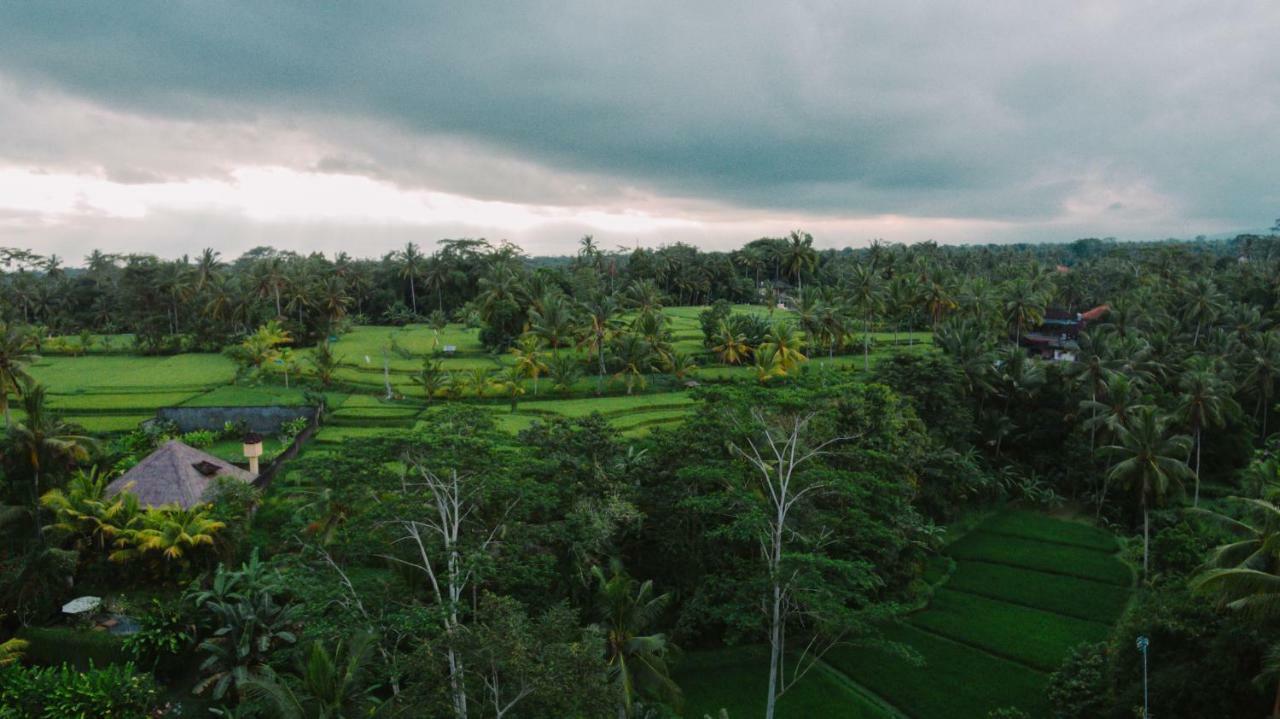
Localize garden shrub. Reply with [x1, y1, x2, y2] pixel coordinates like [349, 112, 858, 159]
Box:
[15, 627, 131, 670]
[1046, 642, 1110, 719]
[181, 429, 217, 448]
[0, 661, 159, 718]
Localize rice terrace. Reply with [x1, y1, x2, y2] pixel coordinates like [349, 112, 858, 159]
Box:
[4, 4, 1280, 719]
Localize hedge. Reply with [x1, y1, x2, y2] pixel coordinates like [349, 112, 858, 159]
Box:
[15, 627, 131, 670]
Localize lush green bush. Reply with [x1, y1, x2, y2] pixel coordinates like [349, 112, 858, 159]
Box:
[181, 429, 217, 448]
[1046, 642, 1109, 719]
[0, 661, 158, 718]
[14, 627, 130, 670]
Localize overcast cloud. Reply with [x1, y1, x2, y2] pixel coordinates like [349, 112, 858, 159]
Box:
[0, 2, 1277, 261]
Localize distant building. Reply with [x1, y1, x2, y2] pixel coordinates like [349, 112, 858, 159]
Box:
[1020, 304, 1109, 361]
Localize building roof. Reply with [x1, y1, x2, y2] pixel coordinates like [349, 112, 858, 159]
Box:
[105, 440, 254, 509]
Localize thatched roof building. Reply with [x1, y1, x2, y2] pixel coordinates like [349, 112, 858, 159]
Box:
[105, 440, 254, 509]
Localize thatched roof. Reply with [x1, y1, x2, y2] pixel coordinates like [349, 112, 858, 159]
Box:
[106, 440, 254, 509]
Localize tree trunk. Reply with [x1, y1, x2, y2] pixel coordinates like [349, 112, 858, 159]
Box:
[274, 287, 282, 318]
[409, 277, 418, 315]
[863, 316, 870, 371]
[764, 578, 782, 719]
[1193, 427, 1202, 507]
[1143, 506, 1150, 579]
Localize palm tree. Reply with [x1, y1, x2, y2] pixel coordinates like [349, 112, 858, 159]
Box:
[608, 334, 657, 395]
[1183, 277, 1226, 347]
[0, 322, 36, 427]
[847, 264, 881, 370]
[243, 632, 381, 719]
[1103, 407, 1194, 577]
[496, 365, 527, 412]
[665, 351, 699, 381]
[711, 321, 750, 365]
[510, 336, 549, 396]
[255, 257, 289, 318]
[1003, 278, 1046, 347]
[241, 321, 293, 369]
[6, 381, 95, 542]
[579, 295, 621, 394]
[757, 324, 806, 374]
[547, 353, 583, 394]
[308, 341, 342, 388]
[1190, 497, 1280, 717]
[1176, 366, 1240, 506]
[118, 505, 225, 566]
[412, 359, 448, 403]
[778, 230, 817, 295]
[530, 293, 578, 351]
[399, 242, 425, 315]
[0, 637, 27, 667]
[591, 561, 681, 717]
[40, 467, 139, 560]
[1245, 331, 1280, 439]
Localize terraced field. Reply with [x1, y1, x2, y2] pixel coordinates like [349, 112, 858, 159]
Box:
[681, 510, 1132, 719]
[24, 308, 935, 440]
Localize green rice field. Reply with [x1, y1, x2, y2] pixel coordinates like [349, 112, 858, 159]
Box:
[681, 509, 1133, 718]
[21, 307, 936, 441]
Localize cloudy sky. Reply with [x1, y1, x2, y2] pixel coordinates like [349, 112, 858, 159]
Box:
[1, 2, 1277, 262]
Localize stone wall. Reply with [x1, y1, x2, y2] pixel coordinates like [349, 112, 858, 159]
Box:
[154, 405, 316, 434]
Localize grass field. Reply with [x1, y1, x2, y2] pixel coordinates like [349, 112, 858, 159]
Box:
[683, 510, 1131, 719]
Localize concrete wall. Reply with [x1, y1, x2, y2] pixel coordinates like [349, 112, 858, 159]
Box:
[154, 406, 316, 434]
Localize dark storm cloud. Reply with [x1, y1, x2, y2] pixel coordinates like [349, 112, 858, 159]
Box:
[0, 1, 1277, 228]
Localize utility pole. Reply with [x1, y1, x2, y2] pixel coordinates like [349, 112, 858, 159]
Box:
[1136, 635, 1150, 717]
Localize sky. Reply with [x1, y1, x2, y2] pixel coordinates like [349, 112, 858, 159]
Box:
[0, 2, 1277, 263]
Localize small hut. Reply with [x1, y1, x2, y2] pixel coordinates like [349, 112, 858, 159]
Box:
[105, 440, 255, 509]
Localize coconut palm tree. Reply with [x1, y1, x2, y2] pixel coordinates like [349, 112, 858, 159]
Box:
[665, 351, 699, 381]
[308, 340, 342, 388]
[591, 561, 681, 717]
[530, 293, 578, 351]
[496, 364, 527, 412]
[778, 230, 817, 295]
[757, 324, 806, 374]
[547, 353, 583, 394]
[510, 335, 549, 396]
[40, 467, 139, 560]
[1103, 407, 1194, 577]
[579, 294, 621, 394]
[847, 264, 881, 369]
[5, 381, 95, 542]
[0, 322, 36, 427]
[399, 242, 425, 315]
[1176, 366, 1240, 506]
[412, 359, 448, 403]
[1003, 278, 1046, 347]
[711, 321, 750, 366]
[1190, 497, 1280, 717]
[117, 505, 225, 566]
[608, 334, 657, 395]
[1245, 331, 1280, 439]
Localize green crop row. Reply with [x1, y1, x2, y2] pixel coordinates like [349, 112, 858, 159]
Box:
[978, 510, 1118, 552]
[676, 646, 893, 719]
[947, 531, 1132, 587]
[908, 588, 1111, 672]
[825, 622, 1048, 718]
[945, 560, 1130, 623]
